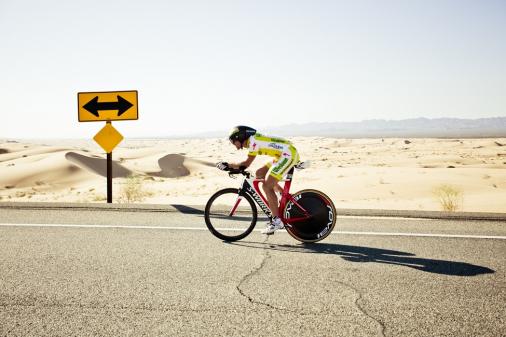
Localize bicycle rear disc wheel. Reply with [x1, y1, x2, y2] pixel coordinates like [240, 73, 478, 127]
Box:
[205, 188, 258, 241]
[283, 189, 336, 243]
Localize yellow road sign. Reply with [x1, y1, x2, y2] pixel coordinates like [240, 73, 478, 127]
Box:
[78, 90, 138, 122]
[93, 123, 124, 153]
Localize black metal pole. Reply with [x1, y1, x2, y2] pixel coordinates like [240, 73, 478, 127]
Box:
[107, 151, 112, 203]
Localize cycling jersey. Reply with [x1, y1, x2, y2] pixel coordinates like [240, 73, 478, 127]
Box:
[245, 133, 300, 180]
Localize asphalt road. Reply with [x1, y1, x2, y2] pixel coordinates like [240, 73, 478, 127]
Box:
[0, 205, 505, 337]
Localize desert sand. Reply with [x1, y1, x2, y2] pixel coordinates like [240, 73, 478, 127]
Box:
[1, 137, 505, 212]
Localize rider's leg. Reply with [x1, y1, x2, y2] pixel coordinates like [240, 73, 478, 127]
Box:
[255, 165, 268, 179]
[260, 174, 285, 235]
[260, 152, 298, 234]
[257, 164, 283, 194]
[262, 175, 281, 218]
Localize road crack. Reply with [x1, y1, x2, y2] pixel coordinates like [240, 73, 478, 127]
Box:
[335, 280, 387, 337]
[235, 236, 291, 312]
[234, 238, 387, 334]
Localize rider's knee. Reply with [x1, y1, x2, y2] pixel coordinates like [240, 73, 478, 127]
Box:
[262, 176, 277, 191]
[256, 167, 267, 179]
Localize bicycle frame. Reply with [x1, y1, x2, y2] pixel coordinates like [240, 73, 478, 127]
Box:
[231, 168, 311, 225]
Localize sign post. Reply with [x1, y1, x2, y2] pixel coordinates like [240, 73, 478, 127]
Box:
[78, 90, 138, 203]
[93, 121, 125, 203]
[107, 152, 112, 203]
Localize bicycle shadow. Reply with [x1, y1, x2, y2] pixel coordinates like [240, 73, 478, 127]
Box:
[228, 241, 495, 277]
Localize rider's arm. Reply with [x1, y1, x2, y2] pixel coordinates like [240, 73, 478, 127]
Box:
[229, 155, 256, 170]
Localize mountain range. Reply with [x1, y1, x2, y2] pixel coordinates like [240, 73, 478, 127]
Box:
[188, 117, 506, 138]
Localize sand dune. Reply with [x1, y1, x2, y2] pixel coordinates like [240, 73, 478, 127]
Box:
[0, 145, 71, 163]
[148, 154, 190, 178]
[66, 152, 132, 178]
[0, 150, 96, 194]
[147, 154, 217, 178]
[0, 138, 505, 212]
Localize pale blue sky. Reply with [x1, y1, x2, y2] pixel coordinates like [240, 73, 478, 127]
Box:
[1, 0, 505, 138]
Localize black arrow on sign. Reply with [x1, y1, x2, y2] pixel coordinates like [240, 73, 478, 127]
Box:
[83, 95, 133, 117]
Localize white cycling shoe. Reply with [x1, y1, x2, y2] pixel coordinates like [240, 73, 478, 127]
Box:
[261, 217, 284, 235]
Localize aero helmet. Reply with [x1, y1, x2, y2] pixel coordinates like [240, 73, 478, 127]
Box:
[228, 125, 256, 143]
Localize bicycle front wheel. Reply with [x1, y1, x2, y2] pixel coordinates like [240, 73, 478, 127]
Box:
[204, 188, 258, 241]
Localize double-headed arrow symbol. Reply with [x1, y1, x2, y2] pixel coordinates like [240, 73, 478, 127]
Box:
[83, 95, 133, 118]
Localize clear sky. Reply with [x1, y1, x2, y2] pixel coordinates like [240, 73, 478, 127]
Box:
[1, 0, 505, 138]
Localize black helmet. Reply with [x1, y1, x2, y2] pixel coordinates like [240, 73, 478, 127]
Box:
[228, 126, 256, 143]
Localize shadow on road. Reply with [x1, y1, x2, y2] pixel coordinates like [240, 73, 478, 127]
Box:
[171, 204, 205, 215]
[228, 241, 495, 277]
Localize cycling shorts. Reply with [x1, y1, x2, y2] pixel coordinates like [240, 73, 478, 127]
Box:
[265, 146, 300, 181]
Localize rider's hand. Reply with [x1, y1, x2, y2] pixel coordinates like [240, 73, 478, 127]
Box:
[216, 162, 230, 171]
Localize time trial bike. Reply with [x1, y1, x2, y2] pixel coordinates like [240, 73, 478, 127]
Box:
[204, 162, 336, 243]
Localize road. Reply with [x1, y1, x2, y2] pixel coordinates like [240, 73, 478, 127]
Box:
[0, 204, 505, 337]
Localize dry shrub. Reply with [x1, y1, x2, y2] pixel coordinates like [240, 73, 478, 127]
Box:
[93, 195, 107, 202]
[119, 174, 146, 203]
[433, 184, 463, 212]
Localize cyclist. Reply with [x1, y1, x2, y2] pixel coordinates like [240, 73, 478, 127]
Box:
[217, 125, 300, 234]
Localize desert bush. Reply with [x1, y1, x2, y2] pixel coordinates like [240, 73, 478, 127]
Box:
[119, 174, 146, 203]
[433, 184, 462, 212]
[92, 194, 107, 202]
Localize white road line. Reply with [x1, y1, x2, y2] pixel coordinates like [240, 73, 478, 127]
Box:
[335, 231, 506, 240]
[336, 216, 437, 221]
[1, 223, 505, 240]
[0, 223, 209, 231]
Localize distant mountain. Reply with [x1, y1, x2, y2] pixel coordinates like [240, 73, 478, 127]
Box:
[187, 117, 506, 138]
[265, 117, 506, 138]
